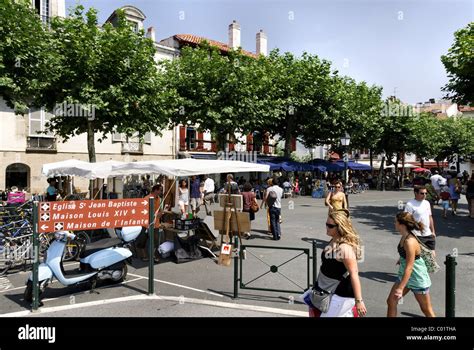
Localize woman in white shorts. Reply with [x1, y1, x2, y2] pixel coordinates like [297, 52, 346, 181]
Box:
[178, 180, 189, 215]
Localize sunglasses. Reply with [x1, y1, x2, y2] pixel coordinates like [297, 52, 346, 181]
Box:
[326, 223, 338, 229]
[418, 192, 427, 195]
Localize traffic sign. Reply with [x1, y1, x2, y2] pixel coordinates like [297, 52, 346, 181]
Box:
[38, 198, 149, 233]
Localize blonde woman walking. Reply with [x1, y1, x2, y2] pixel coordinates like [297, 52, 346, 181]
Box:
[315, 209, 366, 317]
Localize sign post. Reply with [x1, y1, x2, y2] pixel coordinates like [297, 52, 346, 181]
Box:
[32, 201, 39, 311]
[38, 199, 149, 234]
[32, 198, 150, 310]
[148, 198, 155, 295]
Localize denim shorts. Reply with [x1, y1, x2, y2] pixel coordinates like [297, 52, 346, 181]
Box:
[396, 278, 430, 295]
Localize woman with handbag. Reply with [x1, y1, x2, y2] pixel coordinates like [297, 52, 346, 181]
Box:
[313, 209, 366, 317]
[242, 182, 258, 239]
[386, 212, 435, 317]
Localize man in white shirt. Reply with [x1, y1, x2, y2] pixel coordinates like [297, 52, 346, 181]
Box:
[202, 175, 215, 216]
[265, 177, 284, 240]
[404, 185, 436, 251]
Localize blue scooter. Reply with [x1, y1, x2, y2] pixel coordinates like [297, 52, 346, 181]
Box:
[24, 226, 142, 303]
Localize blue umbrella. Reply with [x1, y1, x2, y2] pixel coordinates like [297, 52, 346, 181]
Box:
[336, 160, 371, 171]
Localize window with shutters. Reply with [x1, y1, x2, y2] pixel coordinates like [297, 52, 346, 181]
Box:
[112, 131, 151, 144]
[28, 107, 54, 137]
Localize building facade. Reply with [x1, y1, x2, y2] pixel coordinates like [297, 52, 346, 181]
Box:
[0, 3, 280, 194]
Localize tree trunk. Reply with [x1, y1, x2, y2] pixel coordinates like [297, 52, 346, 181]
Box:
[87, 120, 96, 199]
[377, 155, 385, 191]
[87, 120, 96, 163]
[284, 119, 294, 158]
[420, 157, 425, 168]
[401, 153, 405, 188]
[214, 131, 227, 153]
[436, 159, 440, 171]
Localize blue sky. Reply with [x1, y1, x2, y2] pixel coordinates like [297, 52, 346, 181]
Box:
[66, 0, 473, 104]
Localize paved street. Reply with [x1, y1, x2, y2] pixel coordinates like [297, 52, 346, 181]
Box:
[0, 190, 472, 317]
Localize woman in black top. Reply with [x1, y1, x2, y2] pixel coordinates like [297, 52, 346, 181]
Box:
[317, 209, 367, 317]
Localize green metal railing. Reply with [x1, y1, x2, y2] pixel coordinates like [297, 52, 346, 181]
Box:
[233, 240, 317, 298]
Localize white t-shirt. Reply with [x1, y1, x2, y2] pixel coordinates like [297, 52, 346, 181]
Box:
[267, 185, 283, 208]
[203, 178, 215, 194]
[430, 174, 445, 190]
[404, 199, 432, 237]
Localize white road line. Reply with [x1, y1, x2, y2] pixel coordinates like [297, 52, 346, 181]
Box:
[0, 285, 25, 293]
[0, 294, 307, 317]
[40, 277, 146, 303]
[127, 272, 223, 298]
[0, 276, 13, 290]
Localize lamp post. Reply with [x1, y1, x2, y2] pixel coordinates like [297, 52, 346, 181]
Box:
[340, 132, 351, 200]
[381, 151, 386, 191]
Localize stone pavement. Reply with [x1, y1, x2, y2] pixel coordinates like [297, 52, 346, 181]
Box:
[0, 189, 472, 317]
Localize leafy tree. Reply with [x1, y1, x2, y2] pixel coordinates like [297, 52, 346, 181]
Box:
[162, 43, 277, 151]
[264, 50, 338, 157]
[407, 112, 446, 166]
[0, 0, 60, 113]
[435, 117, 474, 168]
[37, 6, 175, 162]
[441, 23, 474, 105]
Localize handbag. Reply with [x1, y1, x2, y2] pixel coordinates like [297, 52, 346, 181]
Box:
[309, 286, 332, 313]
[250, 197, 259, 213]
[414, 235, 440, 273]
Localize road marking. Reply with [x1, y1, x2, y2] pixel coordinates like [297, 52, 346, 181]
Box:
[0, 276, 13, 290]
[127, 272, 223, 297]
[40, 277, 146, 303]
[0, 294, 307, 317]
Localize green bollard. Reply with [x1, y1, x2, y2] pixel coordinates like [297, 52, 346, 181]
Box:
[148, 198, 155, 295]
[445, 254, 456, 317]
[233, 236, 239, 299]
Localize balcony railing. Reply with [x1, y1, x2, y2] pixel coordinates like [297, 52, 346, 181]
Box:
[121, 142, 143, 155]
[26, 137, 57, 153]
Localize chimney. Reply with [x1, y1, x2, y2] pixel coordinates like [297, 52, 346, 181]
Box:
[146, 26, 156, 42]
[228, 20, 241, 49]
[256, 29, 267, 56]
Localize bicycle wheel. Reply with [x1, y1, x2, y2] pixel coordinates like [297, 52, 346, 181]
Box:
[62, 231, 89, 261]
[62, 240, 80, 261]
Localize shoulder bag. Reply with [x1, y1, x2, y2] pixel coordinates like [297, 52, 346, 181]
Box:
[413, 235, 440, 273]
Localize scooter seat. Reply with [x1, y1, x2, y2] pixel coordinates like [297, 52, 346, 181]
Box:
[80, 237, 123, 258]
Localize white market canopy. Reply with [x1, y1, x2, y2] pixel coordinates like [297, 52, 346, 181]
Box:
[42, 159, 270, 179]
[42, 160, 125, 179]
[110, 159, 271, 177]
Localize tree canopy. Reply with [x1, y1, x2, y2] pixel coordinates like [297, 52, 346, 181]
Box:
[441, 22, 474, 105]
[36, 6, 175, 162]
